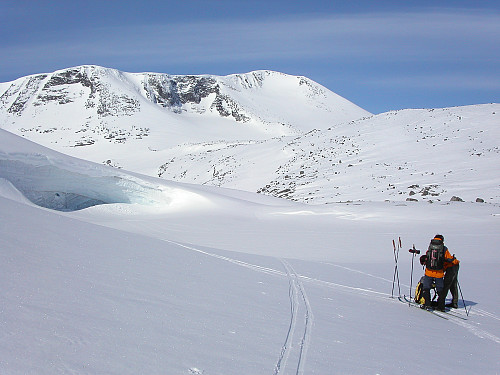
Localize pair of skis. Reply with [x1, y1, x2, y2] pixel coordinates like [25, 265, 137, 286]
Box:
[399, 295, 468, 321]
[398, 295, 448, 320]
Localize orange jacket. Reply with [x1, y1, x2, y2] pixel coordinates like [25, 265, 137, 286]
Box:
[444, 254, 460, 270]
[425, 247, 455, 278]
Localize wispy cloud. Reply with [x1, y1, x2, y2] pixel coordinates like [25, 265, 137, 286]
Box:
[2, 9, 498, 73]
[365, 72, 500, 91]
[1, 8, 499, 114]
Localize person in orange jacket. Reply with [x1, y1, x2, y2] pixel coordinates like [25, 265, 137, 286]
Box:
[419, 234, 455, 311]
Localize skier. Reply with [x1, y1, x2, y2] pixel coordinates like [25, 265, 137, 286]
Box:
[419, 234, 455, 311]
[443, 253, 460, 308]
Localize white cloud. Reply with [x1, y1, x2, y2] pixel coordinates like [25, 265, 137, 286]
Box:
[3, 9, 499, 64]
[0, 8, 498, 88]
[365, 72, 500, 91]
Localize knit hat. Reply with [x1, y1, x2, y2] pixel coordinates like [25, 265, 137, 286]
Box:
[434, 234, 444, 242]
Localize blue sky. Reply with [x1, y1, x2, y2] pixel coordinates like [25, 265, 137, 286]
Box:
[1, 0, 498, 113]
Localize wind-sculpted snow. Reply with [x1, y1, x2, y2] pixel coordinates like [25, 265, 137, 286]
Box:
[0, 154, 167, 211]
[0, 130, 181, 211]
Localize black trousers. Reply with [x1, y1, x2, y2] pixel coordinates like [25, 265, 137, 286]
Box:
[443, 264, 460, 305]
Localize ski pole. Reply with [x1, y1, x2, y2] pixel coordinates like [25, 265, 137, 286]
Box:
[396, 237, 401, 296]
[392, 239, 401, 298]
[409, 253, 414, 305]
[457, 279, 469, 316]
[392, 240, 396, 297]
[408, 245, 420, 304]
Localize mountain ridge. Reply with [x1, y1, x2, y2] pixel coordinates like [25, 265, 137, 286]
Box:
[0, 65, 369, 127]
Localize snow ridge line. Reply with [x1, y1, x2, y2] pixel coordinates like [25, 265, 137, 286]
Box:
[280, 260, 314, 375]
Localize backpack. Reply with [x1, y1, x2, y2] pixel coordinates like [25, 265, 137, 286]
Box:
[414, 277, 437, 305]
[426, 239, 445, 270]
[414, 279, 425, 304]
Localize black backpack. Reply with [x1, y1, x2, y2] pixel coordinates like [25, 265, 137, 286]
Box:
[426, 239, 445, 270]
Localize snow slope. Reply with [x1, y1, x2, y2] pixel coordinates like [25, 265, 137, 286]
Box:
[1, 129, 499, 374]
[157, 104, 500, 203]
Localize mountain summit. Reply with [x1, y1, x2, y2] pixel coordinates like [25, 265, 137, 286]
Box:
[0, 65, 369, 137]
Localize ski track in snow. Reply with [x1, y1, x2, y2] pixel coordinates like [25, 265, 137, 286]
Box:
[446, 316, 500, 344]
[432, 306, 500, 344]
[162, 238, 500, 352]
[160, 238, 314, 374]
[469, 308, 500, 321]
[276, 259, 314, 375]
[323, 261, 394, 284]
[273, 261, 298, 375]
[424, 305, 500, 344]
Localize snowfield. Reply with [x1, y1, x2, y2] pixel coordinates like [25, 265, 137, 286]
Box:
[1, 129, 499, 374]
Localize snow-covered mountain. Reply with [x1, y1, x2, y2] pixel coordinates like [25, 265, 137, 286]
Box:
[1, 127, 499, 374]
[0, 64, 368, 146]
[0, 66, 367, 191]
[1, 66, 498, 205]
[2, 66, 498, 204]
